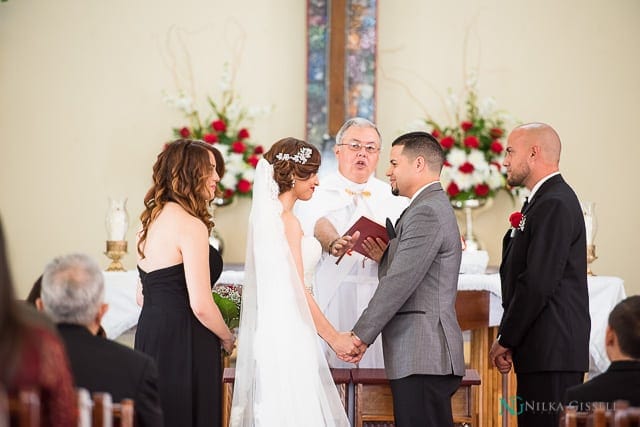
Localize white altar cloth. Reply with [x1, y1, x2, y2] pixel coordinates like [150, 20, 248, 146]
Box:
[102, 270, 626, 373]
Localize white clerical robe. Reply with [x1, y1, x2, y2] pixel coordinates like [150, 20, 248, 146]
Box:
[296, 172, 408, 368]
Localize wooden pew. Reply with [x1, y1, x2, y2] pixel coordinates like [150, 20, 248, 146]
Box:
[112, 399, 134, 427]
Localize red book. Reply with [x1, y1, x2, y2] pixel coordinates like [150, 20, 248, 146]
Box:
[335, 216, 388, 264]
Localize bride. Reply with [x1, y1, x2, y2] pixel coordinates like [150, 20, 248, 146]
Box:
[230, 138, 355, 426]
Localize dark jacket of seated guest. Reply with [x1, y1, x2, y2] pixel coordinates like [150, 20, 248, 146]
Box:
[564, 295, 640, 407]
[564, 360, 640, 406]
[58, 323, 164, 427]
[38, 253, 163, 427]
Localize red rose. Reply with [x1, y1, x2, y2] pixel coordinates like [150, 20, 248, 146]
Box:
[459, 162, 474, 174]
[431, 129, 441, 139]
[490, 128, 504, 138]
[237, 128, 250, 140]
[232, 141, 246, 154]
[223, 188, 235, 199]
[463, 136, 479, 149]
[490, 140, 503, 154]
[474, 184, 490, 197]
[443, 160, 452, 167]
[509, 211, 523, 228]
[247, 155, 259, 168]
[211, 119, 227, 132]
[179, 127, 191, 138]
[237, 179, 252, 193]
[440, 136, 455, 150]
[203, 133, 218, 144]
[461, 121, 473, 132]
[254, 145, 264, 155]
[446, 182, 460, 197]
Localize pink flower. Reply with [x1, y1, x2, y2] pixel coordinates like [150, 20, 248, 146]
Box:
[464, 136, 479, 149]
[211, 119, 226, 132]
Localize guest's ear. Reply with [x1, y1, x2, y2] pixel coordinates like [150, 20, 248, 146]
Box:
[35, 298, 44, 312]
[96, 303, 109, 323]
[605, 325, 616, 348]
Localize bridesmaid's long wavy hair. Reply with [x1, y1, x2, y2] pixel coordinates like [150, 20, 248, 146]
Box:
[137, 139, 225, 258]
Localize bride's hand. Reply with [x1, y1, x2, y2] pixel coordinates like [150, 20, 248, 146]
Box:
[330, 331, 360, 357]
[330, 231, 360, 257]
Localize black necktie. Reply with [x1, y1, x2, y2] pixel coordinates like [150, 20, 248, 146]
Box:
[385, 218, 396, 240]
[521, 197, 529, 212]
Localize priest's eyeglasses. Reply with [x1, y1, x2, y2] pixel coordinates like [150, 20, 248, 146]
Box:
[337, 142, 380, 153]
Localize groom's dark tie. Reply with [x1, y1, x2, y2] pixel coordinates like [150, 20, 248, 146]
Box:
[521, 196, 529, 212]
[385, 218, 396, 240]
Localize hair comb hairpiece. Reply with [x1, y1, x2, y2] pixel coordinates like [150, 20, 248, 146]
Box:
[275, 147, 312, 164]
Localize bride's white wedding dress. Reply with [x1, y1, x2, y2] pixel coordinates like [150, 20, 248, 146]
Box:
[230, 159, 349, 427]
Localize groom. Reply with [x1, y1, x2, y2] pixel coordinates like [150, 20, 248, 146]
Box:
[346, 131, 465, 426]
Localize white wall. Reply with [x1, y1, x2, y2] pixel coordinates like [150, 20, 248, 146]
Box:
[1, 0, 638, 297]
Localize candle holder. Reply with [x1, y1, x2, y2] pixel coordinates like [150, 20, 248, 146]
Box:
[105, 240, 127, 272]
[451, 198, 489, 251]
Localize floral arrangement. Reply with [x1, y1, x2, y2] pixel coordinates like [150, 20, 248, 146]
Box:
[212, 284, 242, 329]
[425, 78, 511, 202]
[165, 65, 269, 204]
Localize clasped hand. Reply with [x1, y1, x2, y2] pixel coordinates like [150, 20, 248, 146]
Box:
[331, 332, 368, 364]
[489, 339, 512, 374]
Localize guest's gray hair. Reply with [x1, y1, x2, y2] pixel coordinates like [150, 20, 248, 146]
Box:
[41, 253, 104, 326]
[335, 117, 381, 145]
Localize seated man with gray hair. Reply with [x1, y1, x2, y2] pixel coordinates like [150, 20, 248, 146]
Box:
[39, 253, 163, 427]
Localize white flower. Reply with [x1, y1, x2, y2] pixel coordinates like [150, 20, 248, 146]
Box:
[447, 148, 467, 166]
[478, 97, 496, 118]
[221, 172, 239, 190]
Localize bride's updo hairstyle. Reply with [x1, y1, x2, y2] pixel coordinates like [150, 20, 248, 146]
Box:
[138, 139, 224, 257]
[264, 137, 321, 194]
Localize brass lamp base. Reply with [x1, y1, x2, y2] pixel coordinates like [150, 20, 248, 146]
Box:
[587, 244, 597, 276]
[105, 240, 127, 272]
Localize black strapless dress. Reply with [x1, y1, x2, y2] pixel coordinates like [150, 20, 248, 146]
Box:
[135, 246, 223, 427]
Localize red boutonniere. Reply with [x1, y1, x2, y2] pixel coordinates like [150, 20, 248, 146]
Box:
[509, 211, 526, 237]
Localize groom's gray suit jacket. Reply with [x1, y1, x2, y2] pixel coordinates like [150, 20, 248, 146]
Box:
[353, 182, 465, 380]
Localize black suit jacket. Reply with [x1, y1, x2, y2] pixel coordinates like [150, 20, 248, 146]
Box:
[564, 360, 640, 406]
[498, 174, 590, 373]
[57, 324, 163, 427]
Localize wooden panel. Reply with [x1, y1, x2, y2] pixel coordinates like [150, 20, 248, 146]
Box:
[351, 368, 480, 427]
[328, 0, 346, 135]
[456, 290, 490, 331]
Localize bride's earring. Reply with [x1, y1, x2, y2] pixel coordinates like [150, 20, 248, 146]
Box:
[292, 178, 296, 188]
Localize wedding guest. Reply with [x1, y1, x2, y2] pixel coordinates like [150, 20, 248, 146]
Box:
[0, 215, 77, 426]
[27, 274, 107, 337]
[489, 123, 590, 427]
[564, 295, 640, 406]
[135, 139, 235, 427]
[39, 253, 164, 427]
[296, 118, 408, 368]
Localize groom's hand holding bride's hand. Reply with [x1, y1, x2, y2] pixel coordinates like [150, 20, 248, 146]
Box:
[330, 331, 366, 364]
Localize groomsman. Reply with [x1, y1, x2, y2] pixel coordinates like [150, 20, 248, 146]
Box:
[489, 123, 590, 427]
[348, 131, 465, 426]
